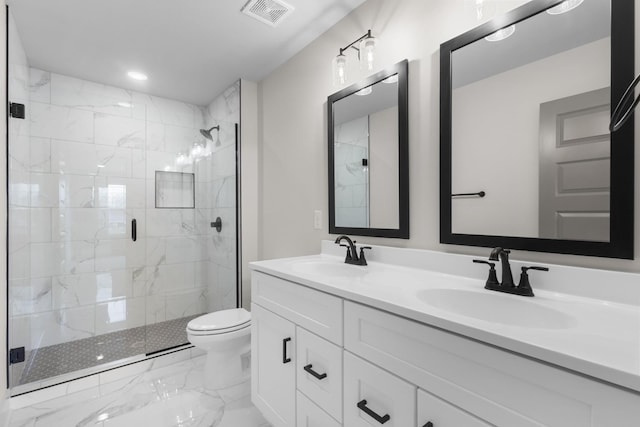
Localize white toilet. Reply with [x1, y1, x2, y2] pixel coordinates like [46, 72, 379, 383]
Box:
[186, 308, 252, 390]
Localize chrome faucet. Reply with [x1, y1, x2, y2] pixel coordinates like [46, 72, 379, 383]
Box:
[489, 247, 514, 288]
[334, 235, 371, 266]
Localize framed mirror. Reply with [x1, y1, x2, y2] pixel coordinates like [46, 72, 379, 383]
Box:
[328, 59, 409, 238]
[440, 0, 634, 259]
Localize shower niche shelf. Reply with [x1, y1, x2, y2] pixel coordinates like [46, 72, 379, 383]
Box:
[155, 171, 196, 209]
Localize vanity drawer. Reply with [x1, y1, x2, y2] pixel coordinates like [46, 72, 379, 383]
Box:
[252, 271, 343, 344]
[344, 301, 640, 427]
[297, 391, 341, 427]
[418, 388, 491, 427]
[296, 327, 342, 422]
[344, 351, 416, 427]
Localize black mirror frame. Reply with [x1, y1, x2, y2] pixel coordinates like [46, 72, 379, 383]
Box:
[328, 59, 409, 239]
[440, 0, 634, 259]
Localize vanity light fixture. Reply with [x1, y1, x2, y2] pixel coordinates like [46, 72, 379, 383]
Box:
[127, 71, 148, 81]
[484, 24, 515, 42]
[117, 102, 132, 108]
[333, 53, 348, 86]
[332, 30, 377, 86]
[475, 0, 484, 20]
[546, 0, 583, 15]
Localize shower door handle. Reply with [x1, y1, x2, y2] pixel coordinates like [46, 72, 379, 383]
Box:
[132, 219, 137, 242]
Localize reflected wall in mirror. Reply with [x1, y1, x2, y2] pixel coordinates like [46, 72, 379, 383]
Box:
[329, 60, 409, 238]
[440, 0, 634, 258]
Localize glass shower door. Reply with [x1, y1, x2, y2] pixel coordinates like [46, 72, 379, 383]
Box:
[7, 10, 151, 389]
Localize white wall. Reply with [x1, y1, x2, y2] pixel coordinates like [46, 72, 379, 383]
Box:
[240, 79, 259, 310]
[258, 0, 640, 272]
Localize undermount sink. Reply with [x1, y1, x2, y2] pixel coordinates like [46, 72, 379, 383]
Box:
[291, 260, 366, 277]
[417, 288, 576, 330]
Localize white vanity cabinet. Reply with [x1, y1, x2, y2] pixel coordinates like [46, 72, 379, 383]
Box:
[417, 389, 491, 427]
[251, 304, 296, 426]
[344, 351, 416, 426]
[251, 269, 640, 427]
[251, 271, 343, 427]
[344, 301, 640, 427]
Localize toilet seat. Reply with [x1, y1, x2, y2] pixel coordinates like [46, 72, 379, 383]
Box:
[187, 308, 251, 336]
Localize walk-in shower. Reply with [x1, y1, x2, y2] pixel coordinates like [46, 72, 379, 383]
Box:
[6, 7, 242, 394]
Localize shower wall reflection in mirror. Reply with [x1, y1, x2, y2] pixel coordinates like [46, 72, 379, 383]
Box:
[7, 8, 241, 393]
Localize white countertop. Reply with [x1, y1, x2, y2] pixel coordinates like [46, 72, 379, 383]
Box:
[250, 242, 640, 394]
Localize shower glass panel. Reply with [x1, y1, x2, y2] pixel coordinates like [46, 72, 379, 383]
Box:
[7, 7, 240, 392]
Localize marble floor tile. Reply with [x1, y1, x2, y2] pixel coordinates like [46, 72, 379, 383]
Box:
[8, 356, 269, 427]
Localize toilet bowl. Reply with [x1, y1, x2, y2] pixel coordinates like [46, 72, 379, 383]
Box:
[186, 308, 251, 390]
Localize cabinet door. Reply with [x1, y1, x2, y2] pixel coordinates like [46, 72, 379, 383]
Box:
[251, 303, 296, 427]
[418, 388, 491, 427]
[297, 391, 342, 427]
[344, 351, 416, 426]
[296, 327, 343, 422]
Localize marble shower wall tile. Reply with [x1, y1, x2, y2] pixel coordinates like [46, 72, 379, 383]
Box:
[94, 114, 145, 148]
[95, 296, 146, 335]
[165, 236, 208, 264]
[29, 137, 51, 172]
[30, 208, 52, 243]
[146, 262, 196, 295]
[95, 235, 146, 272]
[203, 81, 240, 126]
[29, 68, 51, 103]
[52, 270, 134, 309]
[50, 72, 134, 118]
[9, 277, 53, 316]
[132, 92, 197, 128]
[165, 289, 208, 321]
[30, 241, 95, 278]
[30, 102, 94, 143]
[28, 306, 96, 349]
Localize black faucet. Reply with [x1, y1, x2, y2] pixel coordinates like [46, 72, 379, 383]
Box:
[474, 247, 548, 297]
[489, 247, 514, 288]
[334, 235, 371, 266]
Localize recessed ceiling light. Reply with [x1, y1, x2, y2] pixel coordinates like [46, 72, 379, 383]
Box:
[127, 71, 148, 81]
[355, 87, 373, 96]
[383, 75, 398, 84]
[484, 25, 515, 42]
[547, 0, 583, 15]
[118, 102, 132, 108]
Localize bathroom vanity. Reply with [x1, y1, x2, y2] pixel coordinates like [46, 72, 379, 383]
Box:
[250, 242, 640, 427]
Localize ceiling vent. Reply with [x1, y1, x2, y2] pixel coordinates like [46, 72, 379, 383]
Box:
[241, 0, 295, 27]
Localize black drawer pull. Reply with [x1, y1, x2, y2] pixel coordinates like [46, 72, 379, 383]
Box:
[357, 399, 390, 424]
[282, 338, 292, 364]
[423, 422, 434, 427]
[303, 364, 327, 380]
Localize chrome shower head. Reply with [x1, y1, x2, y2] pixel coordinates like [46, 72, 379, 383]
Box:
[200, 125, 220, 141]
